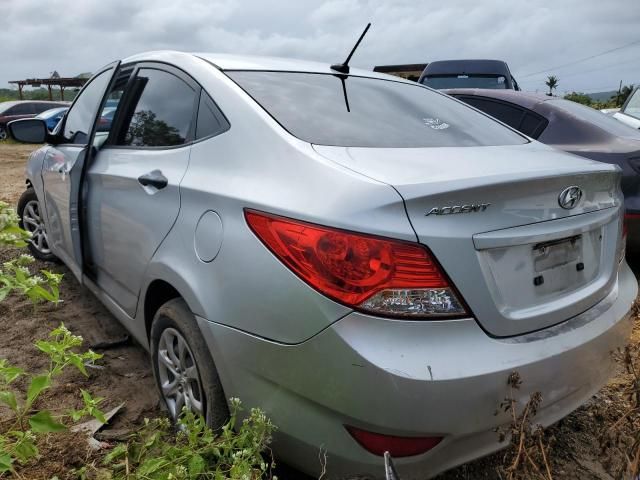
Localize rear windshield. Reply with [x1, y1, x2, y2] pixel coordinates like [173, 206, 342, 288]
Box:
[550, 99, 640, 138]
[227, 71, 526, 148]
[421, 74, 508, 90]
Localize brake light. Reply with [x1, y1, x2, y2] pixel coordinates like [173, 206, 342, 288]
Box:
[346, 426, 443, 457]
[245, 210, 467, 318]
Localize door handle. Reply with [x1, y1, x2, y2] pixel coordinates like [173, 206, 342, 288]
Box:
[137, 170, 168, 190]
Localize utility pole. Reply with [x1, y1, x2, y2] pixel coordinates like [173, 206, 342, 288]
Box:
[617, 80, 622, 106]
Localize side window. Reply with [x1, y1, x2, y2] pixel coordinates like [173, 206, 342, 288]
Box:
[519, 113, 548, 139]
[7, 103, 34, 115]
[63, 69, 113, 144]
[32, 104, 52, 114]
[118, 68, 197, 147]
[195, 91, 230, 140]
[624, 89, 640, 120]
[460, 97, 525, 130]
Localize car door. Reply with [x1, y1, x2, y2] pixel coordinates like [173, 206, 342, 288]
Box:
[41, 63, 119, 280]
[84, 63, 199, 316]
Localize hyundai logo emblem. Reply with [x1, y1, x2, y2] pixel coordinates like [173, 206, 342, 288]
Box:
[558, 186, 583, 210]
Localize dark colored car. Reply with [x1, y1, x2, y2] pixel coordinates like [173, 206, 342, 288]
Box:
[0, 101, 69, 140]
[446, 88, 640, 253]
[419, 59, 520, 90]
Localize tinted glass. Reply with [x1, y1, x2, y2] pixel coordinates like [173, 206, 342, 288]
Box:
[458, 97, 524, 129]
[196, 92, 229, 139]
[520, 113, 548, 138]
[550, 99, 640, 137]
[63, 69, 113, 144]
[422, 75, 508, 90]
[624, 89, 640, 120]
[7, 103, 34, 115]
[120, 68, 196, 147]
[228, 71, 526, 148]
[32, 103, 55, 114]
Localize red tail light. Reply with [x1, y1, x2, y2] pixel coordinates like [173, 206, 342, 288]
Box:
[245, 209, 467, 318]
[346, 426, 443, 457]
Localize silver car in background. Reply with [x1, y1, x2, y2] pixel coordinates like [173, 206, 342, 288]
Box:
[8, 51, 637, 479]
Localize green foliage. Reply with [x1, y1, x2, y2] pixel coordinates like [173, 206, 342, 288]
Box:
[564, 91, 594, 106]
[0, 201, 63, 304]
[102, 398, 276, 479]
[0, 202, 30, 248]
[0, 254, 63, 304]
[0, 324, 104, 476]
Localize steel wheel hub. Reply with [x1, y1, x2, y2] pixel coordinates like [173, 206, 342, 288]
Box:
[157, 327, 204, 420]
[22, 200, 51, 255]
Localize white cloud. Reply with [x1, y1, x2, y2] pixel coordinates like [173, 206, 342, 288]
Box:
[1, 0, 638, 93]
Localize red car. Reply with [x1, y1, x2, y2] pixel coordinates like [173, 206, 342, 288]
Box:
[0, 100, 69, 140]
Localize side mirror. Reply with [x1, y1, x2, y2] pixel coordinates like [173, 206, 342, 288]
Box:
[8, 118, 48, 144]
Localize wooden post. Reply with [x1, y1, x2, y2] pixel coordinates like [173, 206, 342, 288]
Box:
[60, 85, 64, 101]
[47, 85, 53, 100]
[18, 84, 24, 100]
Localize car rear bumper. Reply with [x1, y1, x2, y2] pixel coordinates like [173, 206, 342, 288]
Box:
[196, 261, 637, 479]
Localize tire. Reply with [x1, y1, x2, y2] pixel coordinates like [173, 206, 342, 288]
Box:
[17, 188, 58, 262]
[150, 298, 229, 429]
[0, 125, 6, 141]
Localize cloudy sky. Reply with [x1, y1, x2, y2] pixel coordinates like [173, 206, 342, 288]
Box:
[1, 0, 639, 94]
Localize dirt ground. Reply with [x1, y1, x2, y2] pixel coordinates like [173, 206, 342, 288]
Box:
[0, 142, 638, 479]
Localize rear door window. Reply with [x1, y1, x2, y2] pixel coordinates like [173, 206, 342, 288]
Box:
[7, 103, 34, 115]
[227, 71, 526, 148]
[195, 91, 230, 140]
[116, 68, 197, 147]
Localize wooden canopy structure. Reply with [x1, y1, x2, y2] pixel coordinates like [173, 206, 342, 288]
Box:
[8, 77, 87, 100]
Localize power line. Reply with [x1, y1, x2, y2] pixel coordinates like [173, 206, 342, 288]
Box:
[518, 57, 640, 85]
[519, 39, 640, 79]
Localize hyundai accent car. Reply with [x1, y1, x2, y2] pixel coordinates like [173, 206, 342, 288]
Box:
[8, 51, 637, 479]
[443, 88, 640, 255]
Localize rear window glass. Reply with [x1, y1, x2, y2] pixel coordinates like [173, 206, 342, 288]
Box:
[422, 75, 508, 90]
[550, 99, 638, 137]
[227, 71, 526, 148]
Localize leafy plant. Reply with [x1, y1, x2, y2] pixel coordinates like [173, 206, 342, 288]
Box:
[0, 324, 104, 476]
[0, 202, 30, 248]
[0, 201, 63, 304]
[101, 398, 275, 479]
[0, 254, 62, 304]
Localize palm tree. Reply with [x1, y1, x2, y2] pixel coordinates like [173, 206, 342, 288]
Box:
[545, 75, 559, 96]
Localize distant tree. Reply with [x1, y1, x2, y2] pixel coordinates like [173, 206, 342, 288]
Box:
[545, 75, 559, 96]
[613, 84, 635, 107]
[564, 92, 592, 106]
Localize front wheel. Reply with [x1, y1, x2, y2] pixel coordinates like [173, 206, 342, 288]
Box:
[17, 188, 58, 262]
[150, 298, 229, 429]
[0, 125, 7, 141]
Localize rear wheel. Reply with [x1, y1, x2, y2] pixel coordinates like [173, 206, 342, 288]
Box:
[17, 188, 58, 262]
[150, 298, 229, 429]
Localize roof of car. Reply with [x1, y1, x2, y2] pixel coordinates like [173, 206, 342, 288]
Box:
[0, 100, 68, 108]
[423, 60, 511, 75]
[121, 50, 408, 82]
[442, 88, 552, 109]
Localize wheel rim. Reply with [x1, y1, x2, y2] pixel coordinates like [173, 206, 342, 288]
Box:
[0, 127, 6, 140]
[157, 327, 205, 420]
[22, 200, 51, 255]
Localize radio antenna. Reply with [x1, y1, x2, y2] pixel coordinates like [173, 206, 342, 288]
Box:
[331, 23, 371, 74]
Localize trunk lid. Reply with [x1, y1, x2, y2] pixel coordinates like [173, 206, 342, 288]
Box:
[313, 143, 624, 337]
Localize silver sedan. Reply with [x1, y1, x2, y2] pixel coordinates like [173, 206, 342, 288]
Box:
[8, 51, 637, 479]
